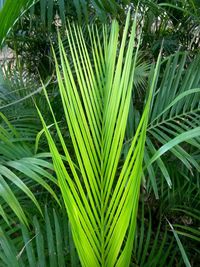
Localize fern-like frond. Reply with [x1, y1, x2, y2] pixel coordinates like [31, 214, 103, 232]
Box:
[144, 53, 200, 196]
[0, 114, 59, 225]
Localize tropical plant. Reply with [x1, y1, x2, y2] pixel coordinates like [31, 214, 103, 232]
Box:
[133, 199, 180, 267]
[123, 50, 200, 266]
[0, 112, 60, 225]
[0, 1, 200, 266]
[0, 206, 80, 267]
[143, 52, 200, 197]
[36, 12, 164, 267]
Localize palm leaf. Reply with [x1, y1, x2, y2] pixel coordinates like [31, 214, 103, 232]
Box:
[133, 200, 179, 267]
[149, 164, 200, 265]
[141, 52, 200, 197]
[0, 0, 34, 46]
[38, 13, 161, 267]
[0, 0, 88, 45]
[0, 207, 79, 267]
[167, 219, 192, 267]
[0, 114, 59, 225]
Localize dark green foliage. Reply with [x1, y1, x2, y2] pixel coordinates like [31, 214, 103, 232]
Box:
[0, 207, 80, 267]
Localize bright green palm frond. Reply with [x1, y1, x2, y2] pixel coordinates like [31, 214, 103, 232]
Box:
[38, 13, 160, 267]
